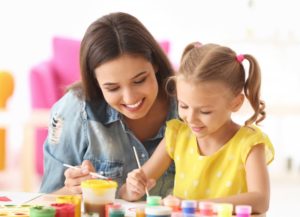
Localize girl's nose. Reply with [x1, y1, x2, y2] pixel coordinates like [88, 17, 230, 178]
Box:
[186, 110, 196, 123]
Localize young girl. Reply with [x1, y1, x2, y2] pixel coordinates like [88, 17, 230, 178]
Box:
[119, 42, 275, 214]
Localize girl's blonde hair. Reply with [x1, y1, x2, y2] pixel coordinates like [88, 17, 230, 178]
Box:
[167, 42, 265, 126]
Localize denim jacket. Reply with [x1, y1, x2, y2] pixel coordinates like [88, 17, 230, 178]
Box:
[40, 88, 178, 197]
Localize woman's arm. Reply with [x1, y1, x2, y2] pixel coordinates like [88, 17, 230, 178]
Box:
[119, 138, 172, 201]
[204, 144, 270, 214]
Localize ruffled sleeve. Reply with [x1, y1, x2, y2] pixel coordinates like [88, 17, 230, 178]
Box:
[240, 125, 275, 165]
[165, 119, 182, 159]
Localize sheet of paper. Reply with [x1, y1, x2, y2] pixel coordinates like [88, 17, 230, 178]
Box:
[0, 191, 43, 205]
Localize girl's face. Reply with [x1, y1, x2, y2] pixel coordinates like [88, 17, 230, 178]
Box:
[95, 54, 158, 120]
[176, 77, 242, 139]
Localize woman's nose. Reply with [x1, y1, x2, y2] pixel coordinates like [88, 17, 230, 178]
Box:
[122, 87, 136, 104]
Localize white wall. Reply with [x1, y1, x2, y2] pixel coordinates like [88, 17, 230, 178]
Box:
[1, 0, 300, 173]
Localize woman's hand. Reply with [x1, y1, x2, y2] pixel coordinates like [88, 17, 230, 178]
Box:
[63, 160, 95, 194]
[119, 168, 156, 201]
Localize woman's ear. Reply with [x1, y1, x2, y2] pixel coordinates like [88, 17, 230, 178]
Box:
[153, 64, 159, 73]
[231, 93, 244, 112]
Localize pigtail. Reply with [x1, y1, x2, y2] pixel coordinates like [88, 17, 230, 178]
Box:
[243, 54, 266, 125]
[180, 42, 201, 62]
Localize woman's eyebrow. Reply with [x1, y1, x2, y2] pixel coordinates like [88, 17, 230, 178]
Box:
[102, 71, 148, 86]
[102, 82, 118, 86]
[131, 71, 147, 80]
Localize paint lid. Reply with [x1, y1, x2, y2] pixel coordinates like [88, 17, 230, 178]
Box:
[181, 200, 197, 208]
[235, 205, 251, 214]
[30, 206, 56, 217]
[146, 196, 162, 206]
[81, 179, 118, 189]
[163, 197, 181, 207]
[109, 203, 124, 213]
[216, 203, 233, 217]
[109, 204, 125, 217]
[51, 203, 75, 211]
[199, 201, 214, 210]
[145, 206, 172, 216]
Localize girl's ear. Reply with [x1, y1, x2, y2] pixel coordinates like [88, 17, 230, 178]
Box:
[231, 93, 244, 112]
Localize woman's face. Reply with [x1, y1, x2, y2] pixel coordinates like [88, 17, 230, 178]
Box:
[95, 54, 159, 120]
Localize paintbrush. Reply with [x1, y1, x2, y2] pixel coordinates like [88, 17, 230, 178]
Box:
[132, 146, 150, 197]
[63, 163, 111, 180]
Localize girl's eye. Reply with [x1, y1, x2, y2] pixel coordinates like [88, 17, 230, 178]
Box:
[179, 104, 188, 109]
[134, 77, 147, 84]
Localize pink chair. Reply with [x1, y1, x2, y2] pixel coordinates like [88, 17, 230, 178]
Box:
[29, 36, 171, 176]
[29, 36, 81, 175]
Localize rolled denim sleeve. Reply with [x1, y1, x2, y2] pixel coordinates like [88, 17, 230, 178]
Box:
[40, 91, 88, 193]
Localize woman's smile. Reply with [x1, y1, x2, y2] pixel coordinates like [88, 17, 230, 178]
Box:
[123, 98, 144, 111]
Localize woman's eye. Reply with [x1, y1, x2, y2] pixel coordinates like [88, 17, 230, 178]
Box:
[134, 77, 146, 84]
[106, 87, 119, 92]
[201, 111, 211, 115]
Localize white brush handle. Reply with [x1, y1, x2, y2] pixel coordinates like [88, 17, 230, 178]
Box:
[63, 163, 110, 180]
[133, 147, 150, 197]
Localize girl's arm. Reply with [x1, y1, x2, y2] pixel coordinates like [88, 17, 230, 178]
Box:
[119, 138, 172, 201]
[204, 144, 270, 214]
[143, 137, 173, 179]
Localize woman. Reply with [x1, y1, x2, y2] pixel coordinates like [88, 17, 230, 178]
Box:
[40, 12, 177, 196]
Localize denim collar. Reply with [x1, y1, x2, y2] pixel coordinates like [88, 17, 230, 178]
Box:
[104, 106, 122, 124]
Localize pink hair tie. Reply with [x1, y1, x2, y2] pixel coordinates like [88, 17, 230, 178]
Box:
[194, 42, 202, 48]
[236, 54, 245, 63]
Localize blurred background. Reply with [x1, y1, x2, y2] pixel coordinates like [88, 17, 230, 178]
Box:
[0, 0, 299, 216]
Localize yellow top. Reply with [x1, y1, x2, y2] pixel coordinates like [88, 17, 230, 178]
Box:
[165, 119, 274, 200]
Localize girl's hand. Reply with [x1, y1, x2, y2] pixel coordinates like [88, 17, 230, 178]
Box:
[63, 160, 95, 194]
[121, 168, 156, 201]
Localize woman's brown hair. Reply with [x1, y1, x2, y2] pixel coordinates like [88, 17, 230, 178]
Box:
[71, 12, 174, 102]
